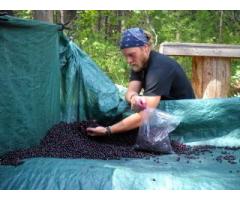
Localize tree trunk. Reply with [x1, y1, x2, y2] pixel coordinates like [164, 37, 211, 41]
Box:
[119, 11, 132, 32]
[116, 10, 123, 33]
[32, 10, 53, 23]
[219, 10, 224, 43]
[144, 11, 158, 47]
[96, 11, 102, 32]
[60, 10, 76, 25]
[104, 15, 109, 40]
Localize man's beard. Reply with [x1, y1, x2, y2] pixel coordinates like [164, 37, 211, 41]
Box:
[132, 62, 146, 72]
[132, 65, 143, 72]
[131, 61, 145, 72]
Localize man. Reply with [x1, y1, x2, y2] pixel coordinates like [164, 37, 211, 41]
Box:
[87, 27, 195, 136]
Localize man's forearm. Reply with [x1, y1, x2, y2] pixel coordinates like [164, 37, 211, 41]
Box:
[110, 112, 142, 134]
[125, 91, 138, 103]
[105, 96, 161, 135]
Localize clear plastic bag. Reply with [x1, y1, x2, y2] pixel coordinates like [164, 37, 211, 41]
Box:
[135, 108, 181, 154]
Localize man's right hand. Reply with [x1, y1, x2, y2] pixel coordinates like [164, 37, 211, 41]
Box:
[131, 95, 147, 112]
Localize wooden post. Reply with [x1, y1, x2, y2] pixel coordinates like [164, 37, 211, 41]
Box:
[159, 43, 240, 98]
[192, 57, 231, 98]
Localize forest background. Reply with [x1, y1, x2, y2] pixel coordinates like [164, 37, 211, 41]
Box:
[10, 10, 240, 96]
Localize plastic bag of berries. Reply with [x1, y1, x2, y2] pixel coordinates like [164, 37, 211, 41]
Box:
[135, 108, 181, 154]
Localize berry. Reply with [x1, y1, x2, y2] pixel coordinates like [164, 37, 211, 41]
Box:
[0, 121, 239, 166]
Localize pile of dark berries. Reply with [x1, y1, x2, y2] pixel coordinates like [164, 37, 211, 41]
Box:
[0, 120, 240, 169]
[0, 121, 155, 166]
[171, 140, 240, 170]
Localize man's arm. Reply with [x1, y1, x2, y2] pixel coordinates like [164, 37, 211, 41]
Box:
[87, 96, 161, 136]
[110, 95, 161, 133]
[125, 80, 142, 103]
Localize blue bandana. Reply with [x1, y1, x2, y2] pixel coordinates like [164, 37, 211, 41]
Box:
[119, 27, 148, 49]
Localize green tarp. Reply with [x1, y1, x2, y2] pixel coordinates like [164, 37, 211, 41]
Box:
[0, 141, 239, 189]
[0, 16, 240, 190]
[0, 15, 61, 155]
[160, 98, 240, 146]
[60, 41, 127, 123]
[0, 15, 126, 156]
[0, 97, 239, 189]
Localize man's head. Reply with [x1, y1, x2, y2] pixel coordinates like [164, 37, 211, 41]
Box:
[120, 28, 152, 72]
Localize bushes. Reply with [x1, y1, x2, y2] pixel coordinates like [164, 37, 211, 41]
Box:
[75, 37, 130, 87]
[230, 61, 240, 97]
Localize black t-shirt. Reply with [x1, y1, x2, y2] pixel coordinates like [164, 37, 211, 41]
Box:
[130, 51, 195, 100]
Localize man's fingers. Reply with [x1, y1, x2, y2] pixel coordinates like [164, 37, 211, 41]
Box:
[86, 127, 95, 132]
[86, 126, 106, 137]
[86, 127, 95, 136]
[87, 132, 96, 136]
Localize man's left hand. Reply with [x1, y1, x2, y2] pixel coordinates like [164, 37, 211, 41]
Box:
[86, 126, 107, 136]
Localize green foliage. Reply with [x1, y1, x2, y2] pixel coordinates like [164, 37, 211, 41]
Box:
[230, 61, 240, 97]
[75, 38, 130, 87]
[14, 10, 240, 96]
[15, 10, 32, 19]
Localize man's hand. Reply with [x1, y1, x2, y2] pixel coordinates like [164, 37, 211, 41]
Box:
[86, 126, 107, 136]
[131, 95, 147, 112]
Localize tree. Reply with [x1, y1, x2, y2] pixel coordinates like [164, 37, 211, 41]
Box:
[60, 10, 77, 26]
[32, 10, 54, 23]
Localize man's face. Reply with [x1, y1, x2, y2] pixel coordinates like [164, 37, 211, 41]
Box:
[122, 45, 149, 72]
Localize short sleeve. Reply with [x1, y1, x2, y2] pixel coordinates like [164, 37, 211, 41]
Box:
[129, 70, 143, 82]
[143, 66, 176, 96]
